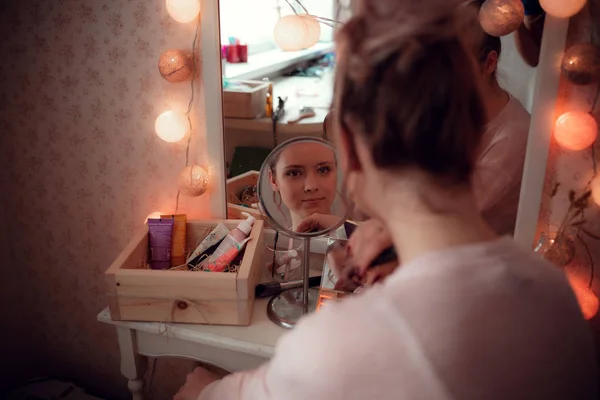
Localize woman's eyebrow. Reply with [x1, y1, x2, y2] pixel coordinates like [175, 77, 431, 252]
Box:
[283, 164, 305, 170]
[316, 161, 335, 167]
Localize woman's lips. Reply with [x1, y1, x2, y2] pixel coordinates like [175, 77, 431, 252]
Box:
[302, 197, 325, 204]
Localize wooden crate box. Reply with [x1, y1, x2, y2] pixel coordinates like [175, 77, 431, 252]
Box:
[105, 219, 265, 326]
[226, 170, 262, 221]
[223, 80, 269, 119]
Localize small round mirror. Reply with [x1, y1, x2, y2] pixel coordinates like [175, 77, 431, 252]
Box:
[257, 137, 349, 239]
[257, 137, 350, 329]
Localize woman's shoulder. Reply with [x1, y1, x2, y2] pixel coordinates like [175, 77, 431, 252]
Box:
[385, 237, 569, 295]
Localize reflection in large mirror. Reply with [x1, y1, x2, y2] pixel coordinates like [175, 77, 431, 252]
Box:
[217, 0, 540, 322]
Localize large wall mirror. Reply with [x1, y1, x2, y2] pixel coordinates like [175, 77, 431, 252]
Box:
[215, 0, 542, 239]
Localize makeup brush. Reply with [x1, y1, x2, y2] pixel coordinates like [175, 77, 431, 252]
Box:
[255, 276, 322, 298]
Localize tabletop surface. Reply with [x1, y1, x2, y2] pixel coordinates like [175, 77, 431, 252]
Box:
[98, 298, 287, 358]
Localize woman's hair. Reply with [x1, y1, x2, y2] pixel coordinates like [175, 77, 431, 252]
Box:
[472, 0, 502, 67]
[334, 0, 487, 184]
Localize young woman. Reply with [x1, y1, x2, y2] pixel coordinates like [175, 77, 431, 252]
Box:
[349, 1, 532, 272]
[267, 141, 338, 231]
[175, 2, 596, 399]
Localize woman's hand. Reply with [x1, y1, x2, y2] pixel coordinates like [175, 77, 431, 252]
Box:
[295, 213, 342, 233]
[173, 367, 220, 400]
[348, 219, 395, 277]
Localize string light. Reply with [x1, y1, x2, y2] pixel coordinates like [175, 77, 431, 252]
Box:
[562, 43, 600, 86]
[274, 0, 342, 52]
[566, 273, 599, 320]
[158, 50, 194, 83]
[479, 0, 525, 37]
[145, 211, 164, 223]
[274, 15, 312, 52]
[592, 176, 600, 206]
[554, 111, 598, 151]
[178, 165, 209, 197]
[540, 0, 587, 18]
[301, 15, 321, 49]
[155, 110, 188, 143]
[166, 0, 201, 23]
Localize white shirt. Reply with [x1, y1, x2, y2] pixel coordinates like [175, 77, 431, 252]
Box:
[200, 238, 597, 400]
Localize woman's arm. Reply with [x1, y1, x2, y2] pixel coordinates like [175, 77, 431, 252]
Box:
[514, 1, 545, 67]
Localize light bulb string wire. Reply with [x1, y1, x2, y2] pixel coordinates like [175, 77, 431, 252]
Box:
[283, 0, 341, 28]
[175, 17, 201, 213]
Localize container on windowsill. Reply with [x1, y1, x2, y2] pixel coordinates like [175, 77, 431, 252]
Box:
[222, 80, 270, 119]
[105, 219, 265, 326]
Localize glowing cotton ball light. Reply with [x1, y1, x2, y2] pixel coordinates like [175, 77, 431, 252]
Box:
[179, 165, 209, 197]
[479, 0, 525, 37]
[145, 211, 164, 223]
[274, 15, 311, 52]
[300, 15, 321, 49]
[592, 176, 600, 207]
[540, 0, 587, 18]
[554, 111, 598, 151]
[561, 43, 600, 86]
[166, 0, 200, 23]
[158, 50, 194, 83]
[566, 274, 599, 320]
[155, 110, 188, 143]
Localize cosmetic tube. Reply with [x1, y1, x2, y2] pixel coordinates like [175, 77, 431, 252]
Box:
[161, 214, 186, 267]
[147, 218, 174, 270]
[187, 223, 230, 266]
[205, 238, 251, 272]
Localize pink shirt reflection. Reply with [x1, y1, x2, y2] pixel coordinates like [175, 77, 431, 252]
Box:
[474, 96, 531, 235]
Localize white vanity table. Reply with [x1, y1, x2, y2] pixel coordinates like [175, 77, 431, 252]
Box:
[97, 298, 285, 400]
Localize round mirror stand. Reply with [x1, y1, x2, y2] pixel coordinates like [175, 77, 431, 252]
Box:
[266, 238, 319, 329]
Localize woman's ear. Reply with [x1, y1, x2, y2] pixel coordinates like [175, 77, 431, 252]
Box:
[484, 51, 499, 76]
[268, 169, 278, 191]
[338, 124, 362, 173]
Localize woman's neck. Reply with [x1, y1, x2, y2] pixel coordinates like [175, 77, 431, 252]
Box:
[381, 185, 497, 265]
[482, 79, 510, 124]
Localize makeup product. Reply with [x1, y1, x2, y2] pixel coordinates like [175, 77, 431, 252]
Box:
[205, 237, 251, 272]
[237, 43, 248, 63]
[147, 218, 175, 270]
[161, 214, 186, 267]
[265, 81, 273, 118]
[255, 276, 322, 298]
[201, 213, 255, 271]
[187, 223, 230, 266]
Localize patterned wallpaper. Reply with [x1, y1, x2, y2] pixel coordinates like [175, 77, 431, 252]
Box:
[0, 1, 212, 398]
[536, 1, 600, 323]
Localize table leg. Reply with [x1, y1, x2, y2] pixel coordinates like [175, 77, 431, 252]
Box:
[117, 327, 149, 400]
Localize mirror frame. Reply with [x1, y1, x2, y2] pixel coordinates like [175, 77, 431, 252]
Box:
[513, 16, 569, 248]
[202, 0, 570, 250]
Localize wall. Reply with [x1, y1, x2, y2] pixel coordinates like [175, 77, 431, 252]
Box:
[0, 1, 213, 398]
[499, 33, 537, 112]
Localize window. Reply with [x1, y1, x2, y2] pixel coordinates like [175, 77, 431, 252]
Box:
[219, 0, 350, 55]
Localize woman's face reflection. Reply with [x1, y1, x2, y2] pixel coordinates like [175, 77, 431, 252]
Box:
[270, 143, 337, 223]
